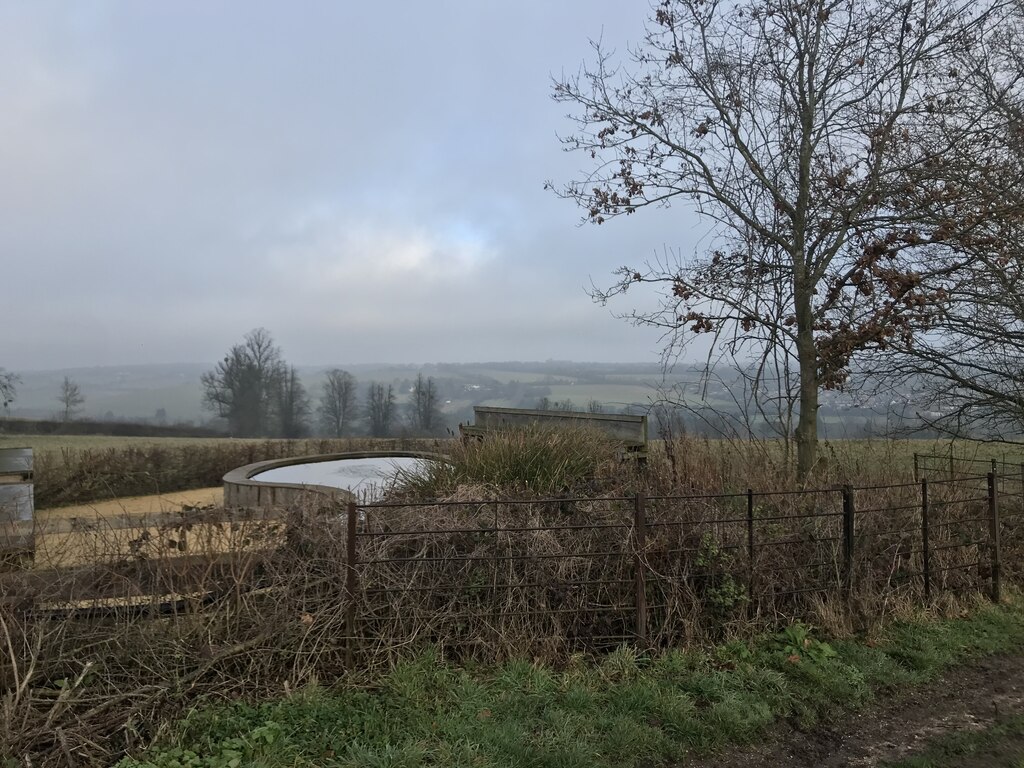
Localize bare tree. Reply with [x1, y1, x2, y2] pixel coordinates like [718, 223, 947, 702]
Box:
[57, 376, 85, 422]
[0, 369, 18, 416]
[366, 382, 396, 437]
[552, 0, 1012, 479]
[275, 366, 311, 438]
[201, 328, 286, 437]
[319, 369, 358, 437]
[871, 9, 1024, 440]
[409, 374, 441, 434]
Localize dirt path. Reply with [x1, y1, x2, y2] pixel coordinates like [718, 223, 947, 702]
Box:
[698, 652, 1024, 767]
[38, 487, 223, 519]
[30, 488, 228, 568]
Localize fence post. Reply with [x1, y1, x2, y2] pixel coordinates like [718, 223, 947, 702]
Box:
[634, 491, 648, 647]
[921, 478, 931, 600]
[949, 454, 955, 480]
[842, 485, 855, 600]
[746, 488, 755, 603]
[345, 501, 359, 668]
[913, 453, 920, 483]
[987, 472, 1002, 603]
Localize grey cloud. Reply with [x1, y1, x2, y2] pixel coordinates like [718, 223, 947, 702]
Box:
[0, 0, 699, 370]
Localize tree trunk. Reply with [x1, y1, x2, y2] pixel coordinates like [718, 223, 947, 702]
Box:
[794, 281, 819, 482]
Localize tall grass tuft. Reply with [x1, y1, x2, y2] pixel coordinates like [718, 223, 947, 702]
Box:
[393, 426, 623, 498]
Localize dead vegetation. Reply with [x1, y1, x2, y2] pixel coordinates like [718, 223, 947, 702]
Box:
[1, 434, 1021, 765]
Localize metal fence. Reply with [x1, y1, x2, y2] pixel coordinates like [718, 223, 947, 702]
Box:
[915, 452, 1024, 484]
[343, 472, 1020, 657]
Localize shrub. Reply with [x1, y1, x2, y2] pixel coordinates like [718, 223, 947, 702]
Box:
[393, 426, 624, 498]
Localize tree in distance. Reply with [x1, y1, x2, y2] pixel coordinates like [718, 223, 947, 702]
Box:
[319, 369, 358, 437]
[0, 368, 18, 415]
[57, 376, 85, 422]
[366, 381, 396, 437]
[201, 328, 286, 437]
[552, 0, 1017, 479]
[275, 365, 311, 439]
[409, 373, 442, 434]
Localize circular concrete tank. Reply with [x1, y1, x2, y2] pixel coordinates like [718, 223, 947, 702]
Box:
[223, 451, 439, 509]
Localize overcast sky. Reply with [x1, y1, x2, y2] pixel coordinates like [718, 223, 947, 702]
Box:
[1, 1, 704, 371]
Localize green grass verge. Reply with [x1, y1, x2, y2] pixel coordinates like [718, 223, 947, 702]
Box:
[884, 714, 1024, 767]
[118, 599, 1024, 768]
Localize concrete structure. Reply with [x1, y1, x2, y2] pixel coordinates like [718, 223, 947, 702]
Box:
[460, 406, 648, 458]
[0, 447, 33, 523]
[223, 451, 441, 510]
[0, 447, 34, 556]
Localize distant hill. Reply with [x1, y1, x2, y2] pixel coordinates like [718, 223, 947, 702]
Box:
[3, 361, 674, 427]
[1, 360, 911, 438]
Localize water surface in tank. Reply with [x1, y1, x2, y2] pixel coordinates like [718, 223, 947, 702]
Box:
[253, 456, 428, 499]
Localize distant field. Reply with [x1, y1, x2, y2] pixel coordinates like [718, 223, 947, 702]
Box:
[543, 383, 656, 407]
[469, 369, 561, 383]
[0, 434, 248, 453]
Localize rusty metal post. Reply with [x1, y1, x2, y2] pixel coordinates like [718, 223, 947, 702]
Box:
[988, 473, 1002, 603]
[913, 453, 920, 483]
[842, 485, 855, 600]
[746, 488, 755, 602]
[634, 492, 648, 647]
[345, 501, 359, 668]
[921, 478, 931, 600]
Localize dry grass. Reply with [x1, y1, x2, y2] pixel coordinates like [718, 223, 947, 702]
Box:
[2, 434, 1021, 766]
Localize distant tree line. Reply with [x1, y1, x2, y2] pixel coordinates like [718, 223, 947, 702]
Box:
[200, 329, 446, 438]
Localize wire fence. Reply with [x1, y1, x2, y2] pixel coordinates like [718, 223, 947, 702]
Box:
[344, 472, 1018, 659]
[6, 467, 1020, 665]
[915, 452, 1024, 485]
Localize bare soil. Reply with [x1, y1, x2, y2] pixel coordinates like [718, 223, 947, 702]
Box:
[38, 487, 223, 518]
[698, 652, 1024, 767]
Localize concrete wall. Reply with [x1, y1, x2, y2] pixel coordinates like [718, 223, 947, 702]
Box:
[0, 447, 33, 524]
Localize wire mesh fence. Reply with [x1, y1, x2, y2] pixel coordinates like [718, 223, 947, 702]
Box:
[344, 471, 1019, 661]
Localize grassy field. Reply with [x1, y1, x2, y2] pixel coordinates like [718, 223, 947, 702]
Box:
[116, 599, 1024, 768]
